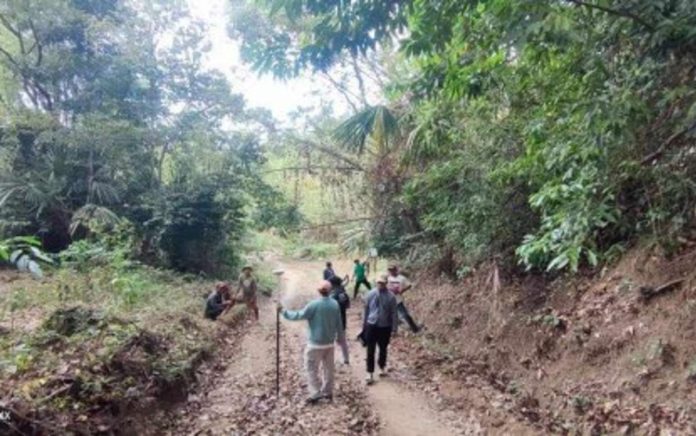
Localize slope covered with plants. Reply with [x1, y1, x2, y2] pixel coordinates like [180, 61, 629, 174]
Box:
[0, 1, 287, 432]
[234, 0, 696, 274]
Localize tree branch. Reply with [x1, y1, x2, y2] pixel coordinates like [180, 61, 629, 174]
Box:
[299, 216, 380, 230]
[289, 136, 366, 172]
[350, 52, 368, 105]
[641, 121, 696, 165]
[27, 19, 43, 66]
[0, 14, 21, 40]
[0, 44, 19, 66]
[566, 0, 655, 31]
[320, 71, 360, 113]
[0, 13, 26, 54]
[261, 165, 363, 174]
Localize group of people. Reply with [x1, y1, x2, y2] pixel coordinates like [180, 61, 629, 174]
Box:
[280, 260, 421, 403]
[204, 265, 260, 321]
[203, 259, 422, 404]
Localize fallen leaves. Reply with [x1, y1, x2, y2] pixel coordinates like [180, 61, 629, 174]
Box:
[167, 307, 379, 436]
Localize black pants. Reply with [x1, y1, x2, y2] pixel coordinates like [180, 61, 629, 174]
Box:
[365, 325, 392, 373]
[397, 302, 420, 333]
[353, 278, 371, 298]
[340, 306, 347, 330]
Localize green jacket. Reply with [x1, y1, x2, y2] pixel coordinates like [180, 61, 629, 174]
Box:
[282, 296, 345, 346]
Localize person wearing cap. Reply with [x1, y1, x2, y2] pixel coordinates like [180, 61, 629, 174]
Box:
[237, 265, 259, 321]
[277, 280, 345, 403]
[362, 275, 398, 385]
[205, 282, 234, 320]
[387, 265, 421, 333]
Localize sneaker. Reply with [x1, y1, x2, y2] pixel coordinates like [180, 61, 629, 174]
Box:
[365, 373, 375, 385]
[343, 360, 350, 365]
[379, 367, 389, 377]
[322, 393, 334, 402]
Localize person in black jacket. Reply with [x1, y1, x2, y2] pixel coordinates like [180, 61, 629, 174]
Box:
[329, 275, 350, 364]
[204, 282, 234, 320]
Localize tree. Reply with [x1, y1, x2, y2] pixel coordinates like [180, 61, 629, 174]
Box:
[0, 0, 284, 274]
[238, 0, 696, 271]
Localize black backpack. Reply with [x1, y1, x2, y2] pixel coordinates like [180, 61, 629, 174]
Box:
[331, 285, 350, 309]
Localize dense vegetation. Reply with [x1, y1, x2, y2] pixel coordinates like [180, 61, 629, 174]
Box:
[0, 2, 294, 432]
[233, 0, 696, 274]
[1, 0, 695, 433]
[0, 0, 300, 276]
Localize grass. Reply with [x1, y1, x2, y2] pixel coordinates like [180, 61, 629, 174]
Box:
[0, 259, 247, 433]
[243, 229, 340, 261]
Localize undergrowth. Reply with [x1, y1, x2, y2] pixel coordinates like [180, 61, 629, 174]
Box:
[0, 243, 252, 434]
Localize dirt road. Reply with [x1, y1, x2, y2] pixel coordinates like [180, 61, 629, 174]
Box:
[168, 258, 459, 435]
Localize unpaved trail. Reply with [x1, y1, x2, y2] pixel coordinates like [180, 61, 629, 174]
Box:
[168, 258, 458, 435]
[173, 296, 277, 434]
[281, 259, 457, 436]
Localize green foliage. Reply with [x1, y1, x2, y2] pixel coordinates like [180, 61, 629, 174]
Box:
[144, 178, 245, 275]
[333, 105, 399, 154]
[0, 235, 54, 277]
[291, 240, 337, 260]
[230, 0, 405, 77]
[243, 0, 696, 273]
[0, 0, 284, 275]
[248, 180, 302, 233]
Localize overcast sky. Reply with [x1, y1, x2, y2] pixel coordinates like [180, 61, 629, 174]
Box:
[186, 0, 350, 123]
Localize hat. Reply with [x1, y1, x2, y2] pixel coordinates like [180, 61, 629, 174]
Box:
[376, 275, 388, 284]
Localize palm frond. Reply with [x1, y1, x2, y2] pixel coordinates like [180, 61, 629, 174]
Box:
[90, 180, 121, 204]
[340, 221, 371, 255]
[0, 179, 61, 217]
[333, 105, 399, 155]
[70, 204, 121, 235]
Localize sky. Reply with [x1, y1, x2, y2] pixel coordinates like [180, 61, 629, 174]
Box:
[186, 0, 350, 122]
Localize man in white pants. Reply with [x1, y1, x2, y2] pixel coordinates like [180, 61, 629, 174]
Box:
[278, 280, 345, 403]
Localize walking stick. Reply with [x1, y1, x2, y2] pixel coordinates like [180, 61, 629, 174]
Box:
[276, 307, 280, 395]
[272, 269, 285, 396]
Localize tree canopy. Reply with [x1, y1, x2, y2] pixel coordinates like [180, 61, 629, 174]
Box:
[232, 0, 696, 272]
[0, 0, 296, 274]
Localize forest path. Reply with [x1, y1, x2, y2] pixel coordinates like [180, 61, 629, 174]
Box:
[279, 258, 456, 436]
[168, 258, 458, 435]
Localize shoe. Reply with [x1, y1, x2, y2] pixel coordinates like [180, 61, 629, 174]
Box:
[365, 373, 375, 385]
[379, 367, 389, 377]
[322, 393, 334, 402]
[306, 395, 321, 404]
[343, 360, 350, 365]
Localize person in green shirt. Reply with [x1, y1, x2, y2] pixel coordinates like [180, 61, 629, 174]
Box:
[352, 259, 371, 299]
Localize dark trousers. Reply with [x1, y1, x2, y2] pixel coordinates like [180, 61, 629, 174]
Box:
[397, 302, 420, 333]
[353, 278, 371, 298]
[340, 306, 347, 330]
[365, 325, 392, 373]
